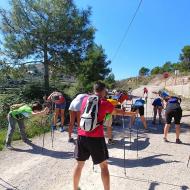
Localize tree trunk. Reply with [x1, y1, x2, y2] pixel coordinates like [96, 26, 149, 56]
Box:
[43, 45, 49, 93]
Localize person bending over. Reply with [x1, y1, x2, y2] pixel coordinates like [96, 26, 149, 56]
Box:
[152, 97, 164, 125]
[68, 93, 88, 142]
[131, 98, 149, 132]
[73, 81, 135, 190]
[5, 102, 49, 149]
[163, 96, 182, 144]
[47, 91, 66, 132]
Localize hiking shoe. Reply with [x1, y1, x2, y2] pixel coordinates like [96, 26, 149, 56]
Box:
[51, 125, 57, 131]
[108, 139, 115, 145]
[176, 139, 182, 144]
[5, 144, 13, 150]
[143, 128, 150, 133]
[60, 127, 65, 132]
[163, 138, 169, 142]
[68, 138, 75, 143]
[23, 139, 32, 143]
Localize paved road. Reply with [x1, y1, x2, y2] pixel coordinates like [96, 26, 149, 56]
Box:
[0, 85, 190, 190]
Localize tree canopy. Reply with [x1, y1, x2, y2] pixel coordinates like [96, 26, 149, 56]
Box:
[139, 67, 150, 76]
[0, 0, 98, 92]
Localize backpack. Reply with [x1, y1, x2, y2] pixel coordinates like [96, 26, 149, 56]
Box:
[80, 95, 102, 132]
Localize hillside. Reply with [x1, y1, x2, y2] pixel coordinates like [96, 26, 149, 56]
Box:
[116, 74, 190, 99]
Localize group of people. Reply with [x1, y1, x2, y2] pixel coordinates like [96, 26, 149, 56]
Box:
[4, 82, 183, 190]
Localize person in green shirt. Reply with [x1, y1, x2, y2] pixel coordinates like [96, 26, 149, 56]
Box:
[5, 102, 49, 149]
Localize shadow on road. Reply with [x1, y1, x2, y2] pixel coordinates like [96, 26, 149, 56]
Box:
[11, 141, 73, 160]
[108, 154, 180, 168]
[107, 174, 189, 190]
[0, 177, 20, 190]
[148, 182, 159, 190]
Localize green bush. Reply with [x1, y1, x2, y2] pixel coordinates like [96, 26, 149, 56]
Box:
[0, 116, 51, 151]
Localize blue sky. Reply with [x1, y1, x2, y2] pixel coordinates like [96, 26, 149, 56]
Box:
[1, 0, 190, 80]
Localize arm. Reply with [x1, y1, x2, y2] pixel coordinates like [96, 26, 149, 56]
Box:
[112, 108, 136, 117]
[32, 107, 49, 116]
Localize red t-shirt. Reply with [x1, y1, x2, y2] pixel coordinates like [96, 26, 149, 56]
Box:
[47, 92, 65, 104]
[119, 94, 129, 104]
[144, 88, 148, 93]
[78, 96, 114, 137]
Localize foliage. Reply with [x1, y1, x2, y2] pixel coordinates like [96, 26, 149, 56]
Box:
[149, 45, 190, 75]
[139, 67, 150, 76]
[104, 73, 115, 89]
[0, 116, 50, 151]
[0, 0, 95, 91]
[77, 44, 111, 92]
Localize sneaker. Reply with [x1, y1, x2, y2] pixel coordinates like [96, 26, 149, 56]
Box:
[60, 126, 65, 132]
[68, 138, 75, 143]
[108, 139, 115, 145]
[163, 137, 169, 142]
[144, 128, 150, 133]
[23, 139, 32, 143]
[5, 144, 13, 150]
[176, 139, 182, 144]
[51, 125, 57, 131]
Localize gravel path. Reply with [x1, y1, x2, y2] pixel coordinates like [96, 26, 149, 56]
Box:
[0, 85, 190, 190]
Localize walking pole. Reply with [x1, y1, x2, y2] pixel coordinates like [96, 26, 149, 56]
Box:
[187, 155, 190, 167]
[136, 115, 139, 158]
[51, 101, 55, 149]
[145, 96, 148, 120]
[42, 128, 46, 152]
[51, 128, 54, 148]
[124, 136, 126, 176]
[129, 116, 132, 150]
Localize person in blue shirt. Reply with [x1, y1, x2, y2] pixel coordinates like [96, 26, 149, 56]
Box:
[131, 98, 149, 132]
[152, 97, 164, 124]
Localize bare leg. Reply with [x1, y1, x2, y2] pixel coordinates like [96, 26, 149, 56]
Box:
[175, 124, 180, 139]
[60, 109, 65, 126]
[76, 111, 81, 128]
[158, 107, 163, 123]
[153, 107, 157, 123]
[164, 124, 171, 139]
[53, 108, 60, 126]
[140, 116, 147, 129]
[69, 111, 76, 139]
[106, 116, 113, 140]
[99, 160, 110, 190]
[107, 126, 112, 140]
[73, 161, 85, 190]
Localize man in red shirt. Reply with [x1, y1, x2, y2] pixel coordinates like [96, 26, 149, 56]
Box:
[73, 82, 136, 190]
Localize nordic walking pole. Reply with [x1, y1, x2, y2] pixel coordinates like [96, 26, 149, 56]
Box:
[124, 137, 126, 176]
[145, 96, 148, 120]
[129, 116, 132, 150]
[42, 128, 46, 152]
[136, 115, 139, 158]
[51, 129, 54, 148]
[187, 155, 190, 167]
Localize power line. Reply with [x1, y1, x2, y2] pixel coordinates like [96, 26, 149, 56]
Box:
[112, 0, 143, 62]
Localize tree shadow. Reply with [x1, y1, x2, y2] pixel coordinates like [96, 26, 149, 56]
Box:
[108, 154, 180, 168]
[11, 141, 73, 160]
[108, 137, 150, 152]
[148, 182, 159, 190]
[0, 177, 20, 190]
[107, 174, 189, 190]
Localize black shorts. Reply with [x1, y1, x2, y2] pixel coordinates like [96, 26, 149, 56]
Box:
[165, 108, 182, 124]
[74, 136, 109, 165]
[131, 106, 144, 116]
